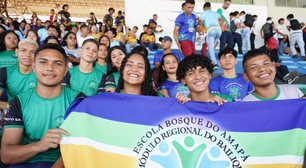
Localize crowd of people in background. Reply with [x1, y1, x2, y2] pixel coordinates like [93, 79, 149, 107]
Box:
[0, 0, 305, 167]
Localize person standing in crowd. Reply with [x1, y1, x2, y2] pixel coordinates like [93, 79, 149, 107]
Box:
[231, 11, 243, 54]
[242, 49, 303, 101]
[0, 39, 38, 112]
[286, 14, 305, 60]
[88, 12, 97, 25]
[95, 43, 108, 75]
[30, 13, 38, 27]
[200, 2, 223, 70]
[173, 0, 201, 57]
[276, 18, 287, 56]
[0, 31, 19, 69]
[209, 48, 253, 101]
[58, 4, 70, 25]
[261, 17, 275, 43]
[154, 36, 180, 68]
[217, 0, 234, 50]
[250, 15, 257, 49]
[149, 14, 163, 33]
[77, 25, 93, 48]
[1, 43, 85, 167]
[37, 20, 50, 43]
[50, 9, 58, 24]
[115, 10, 125, 28]
[104, 7, 115, 30]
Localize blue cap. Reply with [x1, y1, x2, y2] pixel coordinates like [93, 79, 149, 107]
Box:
[159, 36, 172, 43]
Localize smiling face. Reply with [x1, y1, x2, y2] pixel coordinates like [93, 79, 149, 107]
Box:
[110, 49, 126, 68]
[243, 54, 276, 88]
[16, 42, 38, 67]
[219, 53, 237, 71]
[181, 66, 211, 94]
[162, 54, 178, 74]
[33, 49, 67, 87]
[123, 54, 146, 86]
[79, 41, 98, 63]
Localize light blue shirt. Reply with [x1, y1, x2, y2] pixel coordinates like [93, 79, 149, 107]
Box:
[38, 28, 48, 42]
[200, 10, 222, 32]
[110, 40, 120, 48]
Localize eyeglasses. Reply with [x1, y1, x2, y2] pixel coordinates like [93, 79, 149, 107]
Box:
[68, 36, 77, 40]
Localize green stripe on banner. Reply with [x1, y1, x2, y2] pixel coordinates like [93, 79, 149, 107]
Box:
[61, 112, 306, 157]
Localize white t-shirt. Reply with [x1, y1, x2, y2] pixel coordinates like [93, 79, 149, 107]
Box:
[286, 19, 303, 35]
[276, 24, 284, 39]
[218, 8, 230, 25]
[240, 15, 245, 26]
[234, 18, 241, 34]
[242, 84, 304, 101]
[77, 35, 94, 48]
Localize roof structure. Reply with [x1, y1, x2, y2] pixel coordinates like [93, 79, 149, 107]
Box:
[0, 0, 125, 19]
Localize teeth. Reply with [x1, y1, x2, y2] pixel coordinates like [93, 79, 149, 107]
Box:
[129, 74, 138, 77]
[195, 82, 204, 85]
[259, 74, 269, 78]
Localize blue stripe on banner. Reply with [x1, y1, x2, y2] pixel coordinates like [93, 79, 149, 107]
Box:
[65, 92, 306, 132]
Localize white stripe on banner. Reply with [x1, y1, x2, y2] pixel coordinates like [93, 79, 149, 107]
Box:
[60, 137, 138, 157]
[244, 155, 304, 165]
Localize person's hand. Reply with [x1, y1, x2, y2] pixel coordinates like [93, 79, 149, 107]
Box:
[146, 39, 150, 43]
[205, 95, 228, 106]
[35, 128, 69, 153]
[175, 93, 190, 104]
[157, 25, 162, 28]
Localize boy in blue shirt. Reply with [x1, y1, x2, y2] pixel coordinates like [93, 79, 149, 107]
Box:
[209, 48, 253, 101]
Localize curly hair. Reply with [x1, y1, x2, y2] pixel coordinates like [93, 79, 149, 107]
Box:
[156, 53, 178, 90]
[115, 52, 157, 96]
[61, 32, 78, 48]
[106, 46, 127, 75]
[177, 53, 213, 81]
[0, 30, 19, 52]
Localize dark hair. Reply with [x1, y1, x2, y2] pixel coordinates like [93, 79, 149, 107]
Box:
[80, 24, 88, 30]
[62, 4, 69, 10]
[157, 53, 178, 90]
[224, 0, 231, 2]
[44, 36, 59, 45]
[48, 25, 58, 31]
[253, 15, 258, 18]
[203, 2, 211, 8]
[106, 46, 127, 75]
[177, 53, 213, 81]
[153, 14, 157, 17]
[25, 29, 40, 44]
[81, 38, 99, 48]
[133, 26, 138, 30]
[0, 25, 6, 33]
[242, 49, 271, 72]
[182, 2, 186, 7]
[240, 11, 246, 14]
[0, 30, 19, 52]
[12, 21, 20, 32]
[278, 18, 284, 23]
[287, 14, 294, 20]
[108, 7, 115, 12]
[90, 12, 94, 15]
[99, 35, 111, 49]
[61, 32, 78, 48]
[143, 24, 149, 28]
[35, 43, 68, 64]
[185, 0, 195, 5]
[233, 11, 239, 16]
[45, 20, 50, 24]
[218, 47, 237, 59]
[118, 11, 122, 14]
[131, 46, 148, 57]
[116, 52, 157, 96]
[108, 28, 117, 37]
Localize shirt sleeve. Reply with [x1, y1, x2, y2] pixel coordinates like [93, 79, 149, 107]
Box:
[4, 96, 24, 128]
[0, 67, 7, 90]
[286, 21, 290, 27]
[98, 74, 107, 93]
[174, 53, 181, 61]
[62, 71, 71, 87]
[105, 73, 116, 89]
[175, 15, 183, 27]
[154, 52, 160, 64]
[157, 84, 167, 91]
[200, 12, 205, 22]
[208, 77, 221, 94]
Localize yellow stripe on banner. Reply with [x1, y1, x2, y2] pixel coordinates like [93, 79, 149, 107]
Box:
[61, 144, 137, 168]
[245, 164, 302, 168]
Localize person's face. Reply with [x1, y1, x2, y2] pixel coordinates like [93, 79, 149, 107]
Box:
[27, 31, 37, 42]
[109, 9, 114, 15]
[111, 49, 126, 68]
[123, 54, 146, 86]
[16, 42, 37, 67]
[33, 49, 67, 87]
[47, 39, 59, 45]
[107, 31, 114, 39]
[117, 25, 122, 32]
[147, 29, 152, 35]
[48, 28, 58, 37]
[223, 1, 231, 9]
[153, 15, 157, 20]
[100, 37, 110, 47]
[20, 22, 25, 29]
[33, 13, 37, 18]
[161, 39, 172, 50]
[254, 17, 258, 21]
[60, 24, 66, 31]
[36, 20, 41, 25]
[162, 55, 178, 74]
[45, 22, 50, 29]
[98, 45, 108, 59]
[143, 26, 148, 32]
[79, 42, 98, 63]
[4, 33, 18, 50]
[181, 66, 211, 94]
[132, 27, 138, 33]
[185, 3, 195, 15]
[25, 24, 31, 30]
[91, 25, 97, 33]
[101, 25, 106, 31]
[81, 27, 89, 36]
[65, 33, 76, 46]
[64, 5, 69, 11]
[279, 20, 284, 25]
[243, 55, 276, 88]
[51, 10, 55, 14]
[219, 53, 237, 70]
[71, 27, 78, 34]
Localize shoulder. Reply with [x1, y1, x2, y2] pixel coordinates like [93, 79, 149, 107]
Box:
[154, 51, 163, 56]
[62, 86, 83, 99]
[242, 93, 257, 101]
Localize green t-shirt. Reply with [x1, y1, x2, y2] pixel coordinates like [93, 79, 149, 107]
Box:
[62, 66, 104, 96]
[95, 62, 107, 75]
[4, 86, 84, 163]
[188, 93, 234, 102]
[0, 66, 37, 101]
[0, 50, 19, 69]
[105, 71, 120, 89]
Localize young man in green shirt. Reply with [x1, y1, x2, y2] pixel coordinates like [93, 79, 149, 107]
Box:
[1, 43, 85, 167]
[0, 39, 38, 112]
[176, 53, 233, 104]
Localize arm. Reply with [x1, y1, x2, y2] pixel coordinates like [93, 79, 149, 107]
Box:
[286, 25, 290, 31]
[51, 157, 64, 168]
[260, 27, 264, 38]
[158, 90, 170, 98]
[103, 17, 109, 29]
[302, 22, 305, 28]
[152, 36, 155, 44]
[219, 17, 224, 32]
[173, 26, 182, 52]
